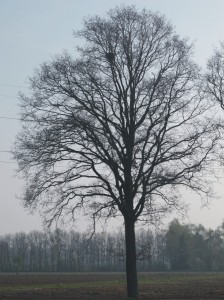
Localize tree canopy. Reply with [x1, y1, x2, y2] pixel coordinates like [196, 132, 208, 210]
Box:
[15, 7, 219, 226]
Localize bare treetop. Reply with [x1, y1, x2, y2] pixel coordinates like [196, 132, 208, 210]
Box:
[15, 6, 219, 226]
[206, 43, 224, 109]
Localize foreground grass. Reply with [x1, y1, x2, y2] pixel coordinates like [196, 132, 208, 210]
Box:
[1, 272, 224, 293]
[0, 280, 123, 292]
[139, 272, 224, 284]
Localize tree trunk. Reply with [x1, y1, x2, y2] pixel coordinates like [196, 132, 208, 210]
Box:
[125, 217, 138, 299]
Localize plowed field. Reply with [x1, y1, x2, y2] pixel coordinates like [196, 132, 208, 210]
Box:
[0, 272, 224, 299]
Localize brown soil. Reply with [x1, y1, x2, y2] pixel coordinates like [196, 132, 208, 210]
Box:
[0, 272, 223, 299]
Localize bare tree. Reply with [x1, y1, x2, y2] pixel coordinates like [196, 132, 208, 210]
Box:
[14, 6, 220, 299]
[206, 43, 224, 109]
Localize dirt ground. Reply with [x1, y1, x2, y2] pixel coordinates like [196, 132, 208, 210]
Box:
[0, 272, 224, 299]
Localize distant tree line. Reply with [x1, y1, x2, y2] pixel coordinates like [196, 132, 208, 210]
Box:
[0, 220, 224, 272]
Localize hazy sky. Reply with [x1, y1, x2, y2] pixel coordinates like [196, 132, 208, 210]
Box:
[1, 0, 224, 234]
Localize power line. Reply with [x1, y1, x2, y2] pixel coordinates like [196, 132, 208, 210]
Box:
[0, 160, 16, 164]
[0, 83, 28, 89]
[0, 116, 34, 122]
[0, 116, 39, 122]
[0, 116, 21, 121]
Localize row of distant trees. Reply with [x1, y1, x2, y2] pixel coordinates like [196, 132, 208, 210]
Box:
[0, 219, 224, 272]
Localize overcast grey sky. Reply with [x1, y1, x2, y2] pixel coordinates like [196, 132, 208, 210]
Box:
[1, 0, 224, 234]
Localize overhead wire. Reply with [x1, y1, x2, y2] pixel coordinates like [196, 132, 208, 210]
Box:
[0, 160, 16, 164]
[0, 116, 21, 121]
[0, 82, 28, 89]
[0, 149, 15, 164]
[0, 88, 35, 121]
[0, 87, 21, 164]
[0, 87, 23, 120]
